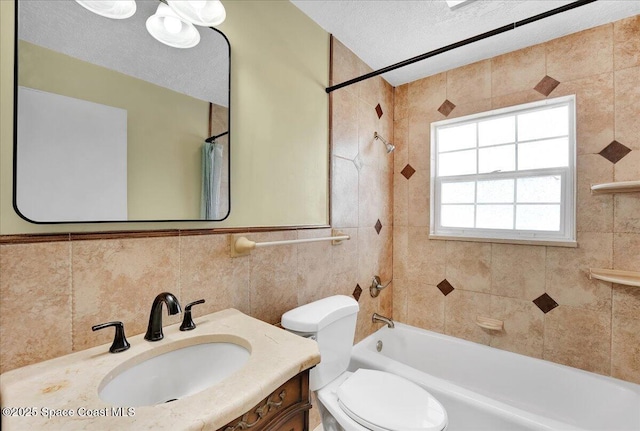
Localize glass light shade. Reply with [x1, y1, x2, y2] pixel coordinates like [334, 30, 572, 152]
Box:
[75, 0, 136, 19]
[167, 0, 226, 27]
[146, 3, 200, 49]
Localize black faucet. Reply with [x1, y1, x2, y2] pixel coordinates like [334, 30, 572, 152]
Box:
[144, 292, 182, 341]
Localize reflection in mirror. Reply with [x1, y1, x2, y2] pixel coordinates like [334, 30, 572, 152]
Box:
[14, 0, 230, 222]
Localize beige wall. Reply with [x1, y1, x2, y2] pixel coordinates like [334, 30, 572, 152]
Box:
[392, 16, 640, 384]
[0, 0, 329, 234]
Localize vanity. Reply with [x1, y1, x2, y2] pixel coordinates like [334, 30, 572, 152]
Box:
[0, 309, 320, 430]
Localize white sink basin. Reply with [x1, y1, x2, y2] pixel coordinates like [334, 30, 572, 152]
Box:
[98, 341, 250, 407]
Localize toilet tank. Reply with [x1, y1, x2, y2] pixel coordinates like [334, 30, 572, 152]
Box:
[281, 295, 359, 391]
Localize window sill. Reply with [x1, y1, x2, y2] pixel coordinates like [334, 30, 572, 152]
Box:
[428, 234, 578, 248]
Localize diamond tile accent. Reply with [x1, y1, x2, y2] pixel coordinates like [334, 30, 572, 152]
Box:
[534, 75, 560, 96]
[375, 103, 383, 119]
[401, 164, 416, 180]
[438, 99, 456, 117]
[533, 293, 559, 314]
[437, 279, 455, 296]
[352, 154, 364, 171]
[374, 219, 383, 235]
[353, 284, 363, 301]
[598, 140, 632, 164]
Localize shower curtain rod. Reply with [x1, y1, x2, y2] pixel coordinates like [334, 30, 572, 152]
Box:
[205, 131, 229, 143]
[325, 0, 598, 94]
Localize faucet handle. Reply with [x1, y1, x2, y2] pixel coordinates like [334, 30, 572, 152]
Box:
[92, 321, 130, 353]
[180, 299, 206, 331]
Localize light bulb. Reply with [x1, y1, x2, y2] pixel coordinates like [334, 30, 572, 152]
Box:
[163, 15, 182, 34]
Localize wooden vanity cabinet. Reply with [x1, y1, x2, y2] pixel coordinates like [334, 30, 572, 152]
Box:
[218, 370, 311, 431]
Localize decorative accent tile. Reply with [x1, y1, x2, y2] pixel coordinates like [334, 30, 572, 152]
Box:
[533, 293, 559, 314]
[400, 164, 416, 180]
[437, 279, 455, 296]
[599, 140, 632, 164]
[533, 75, 560, 96]
[438, 99, 456, 117]
[375, 219, 383, 235]
[352, 154, 364, 172]
[375, 103, 383, 119]
[353, 284, 362, 301]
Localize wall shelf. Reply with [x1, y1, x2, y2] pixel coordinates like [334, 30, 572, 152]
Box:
[589, 269, 640, 287]
[590, 180, 640, 194]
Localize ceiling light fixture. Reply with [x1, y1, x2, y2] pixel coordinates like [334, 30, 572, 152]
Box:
[75, 0, 227, 49]
[146, 3, 201, 49]
[75, 0, 137, 20]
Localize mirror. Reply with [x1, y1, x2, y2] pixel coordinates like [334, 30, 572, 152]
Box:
[14, 0, 230, 223]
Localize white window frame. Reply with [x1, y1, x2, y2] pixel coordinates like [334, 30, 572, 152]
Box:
[430, 95, 577, 247]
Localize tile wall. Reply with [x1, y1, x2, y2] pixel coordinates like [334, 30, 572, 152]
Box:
[393, 16, 640, 383]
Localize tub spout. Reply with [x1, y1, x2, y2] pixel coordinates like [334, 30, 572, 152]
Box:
[372, 313, 394, 329]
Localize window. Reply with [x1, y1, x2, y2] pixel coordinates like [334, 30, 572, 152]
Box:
[430, 95, 576, 245]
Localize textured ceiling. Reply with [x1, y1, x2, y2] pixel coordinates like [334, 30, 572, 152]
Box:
[18, 0, 229, 106]
[291, 0, 640, 87]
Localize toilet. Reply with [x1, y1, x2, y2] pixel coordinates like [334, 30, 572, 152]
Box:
[281, 295, 448, 431]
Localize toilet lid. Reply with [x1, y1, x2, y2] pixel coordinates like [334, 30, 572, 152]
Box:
[336, 369, 447, 431]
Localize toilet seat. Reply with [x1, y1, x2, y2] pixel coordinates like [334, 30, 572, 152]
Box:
[336, 369, 447, 431]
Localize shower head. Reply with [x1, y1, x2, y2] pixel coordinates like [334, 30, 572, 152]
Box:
[374, 132, 395, 154]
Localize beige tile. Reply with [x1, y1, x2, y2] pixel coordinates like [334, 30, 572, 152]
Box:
[491, 44, 546, 98]
[408, 73, 447, 121]
[0, 243, 72, 373]
[180, 234, 249, 316]
[355, 286, 379, 343]
[407, 170, 430, 228]
[407, 229, 446, 285]
[357, 99, 379, 169]
[614, 149, 640, 182]
[614, 15, 640, 70]
[309, 394, 322, 431]
[444, 289, 492, 345]
[407, 283, 445, 333]
[489, 296, 544, 359]
[331, 156, 359, 228]
[331, 228, 359, 296]
[576, 154, 614, 233]
[546, 24, 613, 83]
[491, 243, 546, 300]
[380, 168, 394, 227]
[394, 172, 409, 227]
[613, 284, 640, 321]
[392, 278, 409, 323]
[445, 241, 491, 294]
[393, 118, 409, 174]
[377, 227, 393, 285]
[614, 66, 640, 150]
[297, 229, 334, 305]
[331, 88, 359, 160]
[613, 233, 640, 271]
[611, 316, 640, 384]
[545, 232, 613, 312]
[407, 114, 432, 171]
[491, 89, 545, 110]
[553, 73, 614, 155]
[72, 237, 180, 351]
[614, 194, 640, 233]
[379, 280, 393, 319]
[393, 227, 409, 281]
[394, 84, 409, 121]
[544, 305, 611, 376]
[248, 231, 298, 324]
[331, 38, 359, 96]
[358, 165, 381, 229]
[357, 62, 381, 108]
[358, 227, 381, 289]
[447, 60, 492, 104]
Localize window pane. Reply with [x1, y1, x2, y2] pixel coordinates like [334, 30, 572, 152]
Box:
[439, 149, 477, 176]
[478, 116, 515, 147]
[517, 106, 569, 141]
[479, 144, 515, 174]
[517, 176, 562, 203]
[516, 205, 560, 231]
[441, 205, 474, 228]
[438, 123, 476, 153]
[518, 138, 569, 170]
[441, 182, 475, 204]
[477, 179, 514, 203]
[477, 205, 513, 229]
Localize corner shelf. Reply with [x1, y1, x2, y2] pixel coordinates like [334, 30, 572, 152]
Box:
[589, 269, 640, 287]
[590, 180, 640, 195]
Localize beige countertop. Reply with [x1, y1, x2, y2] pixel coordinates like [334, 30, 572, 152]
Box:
[0, 309, 320, 430]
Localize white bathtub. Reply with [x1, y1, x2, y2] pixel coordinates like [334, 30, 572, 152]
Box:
[349, 323, 640, 431]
